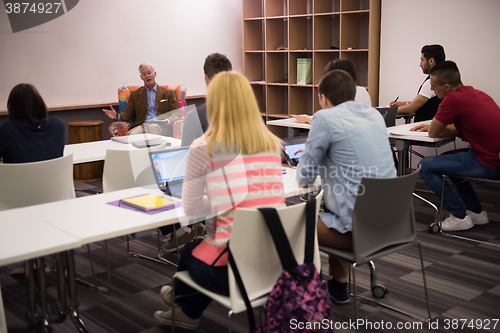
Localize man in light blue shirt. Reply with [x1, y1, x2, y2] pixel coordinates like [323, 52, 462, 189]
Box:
[296, 70, 396, 304]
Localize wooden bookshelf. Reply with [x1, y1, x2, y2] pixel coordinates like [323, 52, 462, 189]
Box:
[243, 0, 381, 138]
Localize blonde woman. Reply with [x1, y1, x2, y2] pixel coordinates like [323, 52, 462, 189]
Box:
[154, 71, 285, 329]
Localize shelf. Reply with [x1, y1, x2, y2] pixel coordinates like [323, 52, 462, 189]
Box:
[266, 86, 288, 115]
[289, 16, 312, 50]
[266, 18, 288, 50]
[290, 86, 313, 115]
[290, 0, 312, 15]
[244, 53, 265, 82]
[266, 52, 288, 84]
[244, 20, 264, 51]
[242, 0, 380, 138]
[314, 0, 340, 13]
[341, 0, 369, 12]
[243, 0, 263, 19]
[313, 52, 339, 84]
[340, 12, 369, 50]
[341, 51, 369, 86]
[313, 14, 340, 50]
[266, 0, 287, 17]
[252, 85, 266, 113]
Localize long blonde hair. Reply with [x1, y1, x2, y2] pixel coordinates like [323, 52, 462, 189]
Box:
[206, 71, 282, 155]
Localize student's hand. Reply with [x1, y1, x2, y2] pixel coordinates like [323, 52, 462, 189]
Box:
[410, 124, 430, 132]
[102, 105, 117, 119]
[390, 101, 406, 107]
[295, 114, 312, 124]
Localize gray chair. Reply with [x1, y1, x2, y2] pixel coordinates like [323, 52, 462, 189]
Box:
[319, 169, 431, 322]
[376, 106, 398, 127]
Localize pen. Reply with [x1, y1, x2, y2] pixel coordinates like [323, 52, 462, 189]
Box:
[393, 96, 399, 103]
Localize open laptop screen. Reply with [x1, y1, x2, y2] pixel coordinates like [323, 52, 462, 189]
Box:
[149, 148, 190, 185]
[282, 138, 307, 166]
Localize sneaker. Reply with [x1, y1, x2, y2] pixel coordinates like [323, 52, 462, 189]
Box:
[441, 214, 474, 231]
[160, 285, 175, 307]
[327, 279, 350, 304]
[466, 210, 489, 225]
[189, 223, 205, 240]
[154, 308, 199, 329]
[162, 231, 192, 253]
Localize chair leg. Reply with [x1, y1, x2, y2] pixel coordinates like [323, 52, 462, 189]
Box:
[227, 310, 233, 333]
[352, 264, 358, 331]
[418, 241, 432, 321]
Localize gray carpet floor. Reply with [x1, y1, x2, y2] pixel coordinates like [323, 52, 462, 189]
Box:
[1, 178, 500, 332]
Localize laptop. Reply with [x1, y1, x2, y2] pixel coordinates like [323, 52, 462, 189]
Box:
[149, 147, 190, 198]
[282, 137, 307, 167]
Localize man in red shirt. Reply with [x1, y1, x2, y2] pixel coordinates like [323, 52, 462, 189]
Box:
[412, 61, 500, 231]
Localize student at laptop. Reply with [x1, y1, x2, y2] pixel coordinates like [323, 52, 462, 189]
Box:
[296, 70, 396, 304]
[295, 58, 372, 125]
[154, 71, 285, 329]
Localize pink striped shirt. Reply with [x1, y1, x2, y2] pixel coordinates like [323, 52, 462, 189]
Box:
[182, 138, 285, 266]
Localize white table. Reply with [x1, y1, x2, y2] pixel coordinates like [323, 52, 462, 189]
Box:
[0, 170, 319, 332]
[0, 210, 83, 333]
[64, 135, 182, 164]
[266, 118, 311, 130]
[387, 121, 455, 175]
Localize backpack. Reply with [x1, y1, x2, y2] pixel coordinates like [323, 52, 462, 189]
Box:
[229, 198, 333, 333]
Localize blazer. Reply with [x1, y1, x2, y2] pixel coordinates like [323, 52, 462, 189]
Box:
[120, 85, 180, 128]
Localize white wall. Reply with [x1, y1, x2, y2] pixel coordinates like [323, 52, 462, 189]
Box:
[379, 0, 500, 106]
[0, 0, 243, 109]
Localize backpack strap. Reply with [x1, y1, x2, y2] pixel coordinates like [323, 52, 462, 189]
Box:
[228, 247, 257, 331]
[258, 207, 298, 271]
[304, 198, 317, 264]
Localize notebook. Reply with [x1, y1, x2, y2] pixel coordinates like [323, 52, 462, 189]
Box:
[149, 147, 190, 198]
[282, 137, 307, 167]
[120, 194, 175, 211]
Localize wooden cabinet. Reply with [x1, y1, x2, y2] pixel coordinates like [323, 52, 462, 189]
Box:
[243, 0, 381, 137]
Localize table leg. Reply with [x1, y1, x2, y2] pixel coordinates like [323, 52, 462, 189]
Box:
[0, 286, 7, 333]
[66, 250, 89, 333]
[36, 258, 53, 333]
[395, 139, 410, 176]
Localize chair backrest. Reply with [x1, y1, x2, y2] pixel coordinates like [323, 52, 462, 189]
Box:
[375, 106, 398, 127]
[102, 143, 168, 193]
[0, 154, 75, 211]
[351, 170, 419, 264]
[228, 191, 323, 313]
[118, 85, 187, 117]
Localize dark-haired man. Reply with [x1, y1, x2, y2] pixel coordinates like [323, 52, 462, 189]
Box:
[296, 70, 396, 303]
[412, 61, 500, 231]
[181, 53, 232, 146]
[391, 44, 446, 121]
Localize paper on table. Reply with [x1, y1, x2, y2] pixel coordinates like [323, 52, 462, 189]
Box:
[389, 128, 429, 137]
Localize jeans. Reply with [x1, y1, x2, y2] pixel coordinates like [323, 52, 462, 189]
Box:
[174, 241, 228, 319]
[419, 149, 500, 217]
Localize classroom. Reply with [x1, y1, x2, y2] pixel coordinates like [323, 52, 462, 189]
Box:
[1, 0, 500, 332]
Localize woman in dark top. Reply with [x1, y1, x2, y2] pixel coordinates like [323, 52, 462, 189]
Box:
[0, 83, 65, 163]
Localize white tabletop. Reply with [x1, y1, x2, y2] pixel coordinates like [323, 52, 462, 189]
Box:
[0, 209, 82, 267]
[64, 136, 182, 164]
[266, 118, 311, 130]
[387, 121, 453, 143]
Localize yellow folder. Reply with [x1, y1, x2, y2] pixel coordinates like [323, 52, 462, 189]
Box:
[120, 194, 174, 211]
